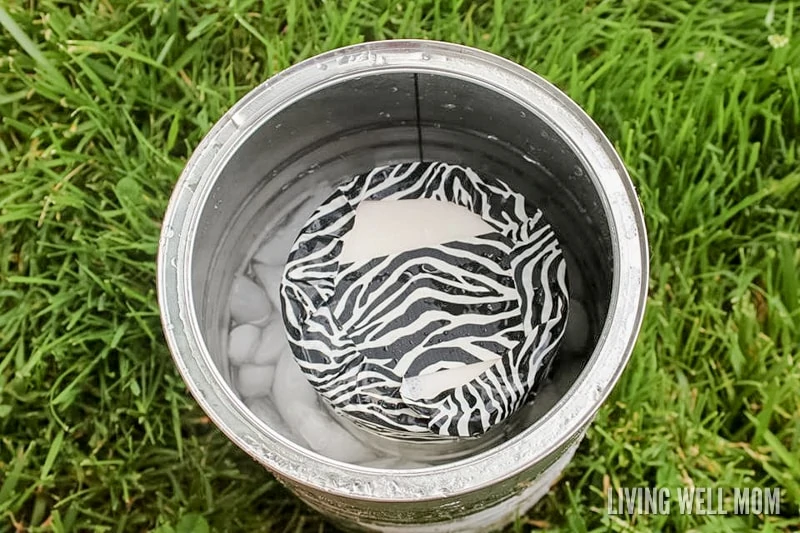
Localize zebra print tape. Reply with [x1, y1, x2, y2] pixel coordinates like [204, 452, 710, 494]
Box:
[281, 162, 569, 440]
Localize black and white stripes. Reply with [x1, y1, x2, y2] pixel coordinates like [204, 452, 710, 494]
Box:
[281, 162, 569, 440]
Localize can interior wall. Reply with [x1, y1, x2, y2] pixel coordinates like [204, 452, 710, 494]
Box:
[159, 41, 648, 532]
[197, 70, 612, 398]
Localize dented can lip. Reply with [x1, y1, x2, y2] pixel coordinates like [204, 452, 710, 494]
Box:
[157, 40, 649, 502]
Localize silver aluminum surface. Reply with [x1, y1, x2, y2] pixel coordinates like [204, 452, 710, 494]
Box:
[157, 40, 649, 531]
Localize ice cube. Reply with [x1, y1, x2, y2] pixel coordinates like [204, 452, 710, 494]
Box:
[253, 319, 287, 365]
[228, 324, 261, 365]
[255, 186, 330, 268]
[245, 397, 294, 438]
[229, 275, 271, 325]
[252, 263, 284, 308]
[253, 227, 299, 266]
[271, 353, 375, 462]
[561, 298, 590, 355]
[236, 364, 275, 399]
[292, 403, 377, 463]
[272, 350, 319, 412]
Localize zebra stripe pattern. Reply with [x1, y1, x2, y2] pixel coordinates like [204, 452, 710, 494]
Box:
[281, 162, 569, 440]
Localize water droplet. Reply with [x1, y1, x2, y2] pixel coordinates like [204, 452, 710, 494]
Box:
[421, 53, 431, 60]
[519, 111, 527, 118]
[169, 257, 178, 268]
[487, 134, 499, 141]
[441, 103, 456, 110]
[389, 86, 399, 93]
[317, 63, 328, 70]
[166, 226, 175, 238]
[378, 111, 391, 118]
[274, 123, 282, 129]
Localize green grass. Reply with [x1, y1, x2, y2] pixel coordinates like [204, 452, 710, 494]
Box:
[0, 0, 798, 531]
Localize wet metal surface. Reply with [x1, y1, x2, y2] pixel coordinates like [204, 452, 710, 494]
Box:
[157, 40, 648, 531]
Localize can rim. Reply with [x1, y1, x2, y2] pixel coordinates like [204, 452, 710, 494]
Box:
[157, 39, 649, 501]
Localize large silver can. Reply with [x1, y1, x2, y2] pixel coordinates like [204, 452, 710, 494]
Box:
[157, 40, 648, 532]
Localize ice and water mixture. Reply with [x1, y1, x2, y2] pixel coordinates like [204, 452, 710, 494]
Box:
[226, 182, 428, 467]
[226, 162, 592, 466]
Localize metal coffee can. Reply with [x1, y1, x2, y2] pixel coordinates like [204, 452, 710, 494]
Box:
[157, 40, 649, 532]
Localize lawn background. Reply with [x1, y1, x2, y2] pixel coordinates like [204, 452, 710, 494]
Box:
[1, 0, 799, 531]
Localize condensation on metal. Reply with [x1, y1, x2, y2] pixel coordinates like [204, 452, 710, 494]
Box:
[157, 40, 649, 530]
